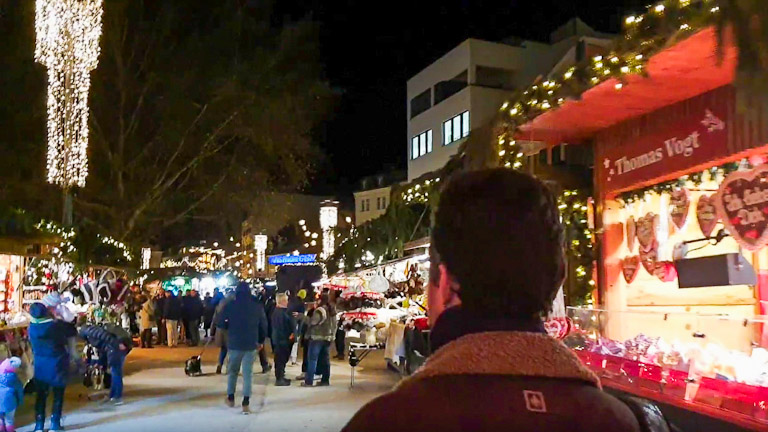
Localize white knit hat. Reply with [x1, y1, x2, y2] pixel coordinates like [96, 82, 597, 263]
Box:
[41, 292, 62, 307]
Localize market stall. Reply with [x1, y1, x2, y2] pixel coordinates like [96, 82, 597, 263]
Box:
[508, 24, 768, 431]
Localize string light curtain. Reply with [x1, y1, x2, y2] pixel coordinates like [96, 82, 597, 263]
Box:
[320, 202, 338, 260]
[35, 0, 104, 187]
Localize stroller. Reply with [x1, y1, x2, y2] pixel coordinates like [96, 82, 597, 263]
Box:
[82, 344, 111, 391]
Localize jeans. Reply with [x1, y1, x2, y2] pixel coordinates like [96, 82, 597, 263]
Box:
[274, 343, 292, 380]
[34, 381, 65, 427]
[188, 319, 200, 345]
[1, 409, 16, 428]
[166, 320, 179, 347]
[109, 351, 126, 399]
[305, 340, 331, 385]
[227, 349, 255, 398]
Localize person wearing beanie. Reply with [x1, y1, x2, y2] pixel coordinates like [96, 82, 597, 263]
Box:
[0, 357, 23, 432]
[216, 282, 267, 415]
[28, 302, 77, 432]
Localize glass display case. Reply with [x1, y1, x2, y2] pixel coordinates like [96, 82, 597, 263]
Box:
[564, 307, 768, 428]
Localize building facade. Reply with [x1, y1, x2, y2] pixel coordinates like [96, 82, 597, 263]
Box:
[406, 18, 612, 181]
[354, 186, 391, 225]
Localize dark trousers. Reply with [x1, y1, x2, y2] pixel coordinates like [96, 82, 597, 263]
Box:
[157, 319, 166, 345]
[274, 343, 292, 380]
[300, 339, 309, 373]
[305, 340, 331, 385]
[140, 329, 153, 348]
[258, 346, 269, 370]
[335, 329, 345, 357]
[35, 381, 65, 426]
[187, 319, 200, 346]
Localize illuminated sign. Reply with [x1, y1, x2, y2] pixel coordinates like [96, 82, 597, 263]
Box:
[268, 254, 317, 266]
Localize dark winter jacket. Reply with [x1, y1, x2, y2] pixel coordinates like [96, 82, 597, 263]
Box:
[182, 295, 204, 321]
[202, 297, 215, 326]
[343, 307, 644, 432]
[163, 294, 183, 321]
[216, 291, 267, 351]
[154, 296, 166, 320]
[0, 370, 23, 413]
[29, 318, 77, 387]
[271, 307, 295, 346]
[80, 324, 131, 364]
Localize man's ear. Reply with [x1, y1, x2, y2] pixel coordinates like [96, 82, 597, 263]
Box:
[438, 264, 462, 309]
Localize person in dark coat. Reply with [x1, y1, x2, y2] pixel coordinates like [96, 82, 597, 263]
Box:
[28, 302, 77, 432]
[182, 290, 204, 346]
[162, 290, 183, 347]
[217, 282, 267, 414]
[271, 293, 295, 386]
[154, 292, 167, 346]
[79, 324, 132, 404]
[252, 290, 272, 374]
[343, 170, 656, 432]
[202, 293, 215, 338]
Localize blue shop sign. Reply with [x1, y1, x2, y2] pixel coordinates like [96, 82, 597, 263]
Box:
[268, 254, 317, 265]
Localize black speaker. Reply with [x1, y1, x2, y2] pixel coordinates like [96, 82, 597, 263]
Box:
[675, 253, 757, 288]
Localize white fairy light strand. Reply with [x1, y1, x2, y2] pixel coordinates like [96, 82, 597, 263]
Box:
[35, 0, 104, 187]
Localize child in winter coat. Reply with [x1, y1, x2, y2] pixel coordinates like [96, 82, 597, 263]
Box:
[0, 357, 23, 432]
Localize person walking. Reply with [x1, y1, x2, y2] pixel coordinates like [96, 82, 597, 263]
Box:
[301, 292, 336, 387]
[186, 290, 204, 346]
[79, 324, 132, 405]
[0, 357, 24, 432]
[163, 290, 183, 348]
[28, 302, 77, 432]
[139, 296, 155, 349]
[287, 289, 306, 366]
[216, 282, 267, 414]
[342, 169, 655, 432]
[212, 290, 234, 374]
[271, 293, 295, 386]
[154, 291, 166, 346]
[202, 293, 215, 338]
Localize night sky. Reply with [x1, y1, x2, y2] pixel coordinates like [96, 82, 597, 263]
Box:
[277, 0, 649, 195]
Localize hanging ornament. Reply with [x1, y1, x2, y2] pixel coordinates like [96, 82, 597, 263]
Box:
[653, 261, 678, 282]
[626, 216, 636, 251]
[639, 240, 659, 275]
[621, 256, 640, 284]
[636, 213, 659, 252]
[669, 189, 691, 230]
[713, 166, 768, 251]
[696, 195, 718, 238]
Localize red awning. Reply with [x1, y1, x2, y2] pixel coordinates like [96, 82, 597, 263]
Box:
[516, 27, 737, 146]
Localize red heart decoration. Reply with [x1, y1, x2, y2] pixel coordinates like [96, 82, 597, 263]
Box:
[639, 241, 658, 275]
[621, 256, 640, 284]
[626, 217, 636, 251]
[713, 166, 768, 251]
[636, 213, 658, 252]
[544, 317, 573, 340]
[696, 195, 718, 238]
[669, 189, 690, 229]
[653, 261, 677, 282]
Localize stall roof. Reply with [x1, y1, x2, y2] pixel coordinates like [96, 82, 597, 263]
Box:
[517, 27, 737, 146]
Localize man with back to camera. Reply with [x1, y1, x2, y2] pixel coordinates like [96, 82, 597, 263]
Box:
[342, 169, 664, 432]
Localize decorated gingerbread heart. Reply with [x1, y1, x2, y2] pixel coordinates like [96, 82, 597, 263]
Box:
[626, 216, 636, 251]
[653, 261, 678, 282]
[669, 189, 690, 229]
[636, 213, 659, 252]
[696, 195, 718, 238]
[621, 256, 640, 284]
[639, 240, 658, 275]
[713, 166, 768, 251]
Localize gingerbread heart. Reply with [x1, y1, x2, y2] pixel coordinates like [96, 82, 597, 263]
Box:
[636, 213, 659, 252]
[639, 240, 658, 274]
[713, 166, 768, 251]
[626, 216, 636, 251]
[621, 256, 640, 284]
[696, 195, 718, 238]
[653, 261, 677, 282]
[669, 189, 690, 229]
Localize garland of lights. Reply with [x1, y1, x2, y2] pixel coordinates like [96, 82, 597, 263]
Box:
[35, 0, 104, 187]
[617, 161, 741, 204]
[558, 190, 595, 305]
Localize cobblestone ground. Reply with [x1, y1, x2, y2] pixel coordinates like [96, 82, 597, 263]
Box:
[16, 344, 398, 432]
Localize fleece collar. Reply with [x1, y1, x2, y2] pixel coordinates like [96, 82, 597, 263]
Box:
[402, 331, 600, 389]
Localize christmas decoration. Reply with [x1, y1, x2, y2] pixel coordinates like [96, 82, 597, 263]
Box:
[621, 256, 640, 284]
[669, 188, 691, 229]
[636, 213, 659, 252]
[712, 165, 768, 251]
[627, 216, 636, 251]
[35, 0, 104, 187]
[696, 194, 718, 237]
[640, 240, 659, 275]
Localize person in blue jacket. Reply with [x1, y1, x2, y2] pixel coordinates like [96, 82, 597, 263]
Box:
[28, 302, 77, 432]
[0, 357, 24, 432]
[216, 282, 267, 415]
[79, 324, 132, 405]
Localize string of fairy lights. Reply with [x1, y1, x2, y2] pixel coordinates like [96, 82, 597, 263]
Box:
[35, 0, 104, 187]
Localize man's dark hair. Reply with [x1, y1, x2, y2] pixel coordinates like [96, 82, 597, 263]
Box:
[431, 169, 565, 318]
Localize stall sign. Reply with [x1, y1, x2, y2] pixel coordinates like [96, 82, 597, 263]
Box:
[713, 165, 768, 251]
[268, 254, 317, 266]
[597, 95, 730, 196]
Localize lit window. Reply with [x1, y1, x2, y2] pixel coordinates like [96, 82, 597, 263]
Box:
[411, 129, 433, 159]
[443, 111, 470, 145]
